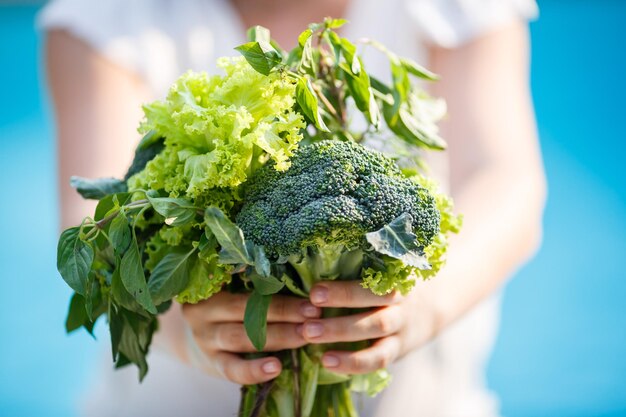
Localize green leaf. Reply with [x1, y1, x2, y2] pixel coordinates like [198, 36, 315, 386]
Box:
[65, 293, 88, 333]
[281, 274, 308, 298]
[234, 41, 282, 76]
[204, 207, 253, 265]
[109, 212, 131, 254]
[383, 97, 447, 150]
[109, 304, 123, 361]
[298, 28, 313, 47]
[340, 63, 380, 128]
[117, 309, 157, 381]
[369, 76, 394, 105]
[298, 35, 316, 76]
[324, 17, 348, 29]
[146, 196, 197, 226]
[365, 213, 430, 269]
[247, 25, 271, 43]
[70, 176, 127, 200]
[244, 291, 271, 351]
[148, 247, 195, 304]
[112, 260, 146, 315]
[296, 77, 330, 132]
[249, 272, 284, 295]
[399, 57, 439, 81]
[390, 60, 410, 108]
[57, 227, 94, 296]
[340, 38, 361, 75]
[84, 275, 106, 325]
[251, 245, 271, 277]
[120, 237, 158, 314]
[94, 193, 131, 222]
[124, 133, 165, 181]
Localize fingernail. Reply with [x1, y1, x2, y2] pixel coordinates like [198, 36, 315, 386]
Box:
[304, 322, 324, 338]
[296, 324, 304, 335]
[322, 354, 340, 368]
[300, 302, 320, 318]
[262, 360, 280, 374]
[311, 286, 328, 304]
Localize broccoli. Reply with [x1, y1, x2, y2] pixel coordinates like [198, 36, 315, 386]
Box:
[236, 140, 440, 291]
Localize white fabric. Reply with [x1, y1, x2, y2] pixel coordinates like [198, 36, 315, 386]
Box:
[38, 0, 536, 416]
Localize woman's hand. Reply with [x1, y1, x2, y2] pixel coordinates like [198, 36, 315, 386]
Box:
[300, 281, 439, 375]
[182, 292, 321, 385]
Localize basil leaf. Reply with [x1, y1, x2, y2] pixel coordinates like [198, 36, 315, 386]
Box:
[244, 290, 272, 351]
[120, 237, 157, 314]
[57, 227, 94, 296]
[298, 28, 313, 47]
[235, 41, 282, 76]
[324, 18, 348, 29]
[84, 274, 106, 324]
[204, 207, 253, 265]
[109, 304, 123, 361]
[298, 35, 315, 76]
[369, 76, 394, 105]
[249, 272, 284, 295]
[109, 212, 131, 254]
[147, 196, 196, 226]
[340, 38, 360, 75]
[296, 77, 330, 132]
[148, 247, 195, 304]
[118, 310, 157, 381]
[251, 244, 271, 277]
[70, 176, 127, 200]
[112, 259, 147, 315]
[383, 98, 447, 150]
[340, 63, 380, 128]
[247, 25, 271, 43]
[94, 192, 131, 222]
[399, 57, 439, 81]
[65, 293, 88, 333]
[365, 213, 430, 269]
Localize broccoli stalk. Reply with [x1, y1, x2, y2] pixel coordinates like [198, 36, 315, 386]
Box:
[287, 246, 364, 291]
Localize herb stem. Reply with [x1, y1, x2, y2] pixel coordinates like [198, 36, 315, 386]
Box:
[311, 83, 338, 118]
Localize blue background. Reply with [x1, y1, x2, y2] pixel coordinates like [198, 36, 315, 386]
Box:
[0, 1, 624, 416]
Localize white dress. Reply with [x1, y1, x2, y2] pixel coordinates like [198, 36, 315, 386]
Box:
[39, 1, 537, 416]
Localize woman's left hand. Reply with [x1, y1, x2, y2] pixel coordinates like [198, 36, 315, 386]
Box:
[300, 281, 439, 374]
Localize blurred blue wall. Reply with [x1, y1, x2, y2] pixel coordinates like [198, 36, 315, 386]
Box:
[0, 1, 624, 416]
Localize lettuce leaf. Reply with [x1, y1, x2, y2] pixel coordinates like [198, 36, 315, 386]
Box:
[128, 57, 306, 200]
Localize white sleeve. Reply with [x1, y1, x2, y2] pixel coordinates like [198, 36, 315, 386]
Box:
[404, 0, 538, 48]
[37, 0, 147, 75]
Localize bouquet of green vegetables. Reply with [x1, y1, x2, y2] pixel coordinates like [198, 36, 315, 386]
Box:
[57, 19, 461, 417]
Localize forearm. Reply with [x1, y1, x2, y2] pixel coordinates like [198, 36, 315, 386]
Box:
[418, 22, 546, 339]
[419, 164, 545, 336]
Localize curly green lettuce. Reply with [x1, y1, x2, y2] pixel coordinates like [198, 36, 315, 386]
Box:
[128, 56, 306, 200]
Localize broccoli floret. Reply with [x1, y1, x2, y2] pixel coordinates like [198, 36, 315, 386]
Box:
[236, 140, 440, 290]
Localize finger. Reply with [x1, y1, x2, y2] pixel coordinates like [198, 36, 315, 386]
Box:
[301, 306, 404, 343]
[309, 281, 402, 308]
[320, 336, 402, 375]
[183, 292, 321, 323]
[208, 323, 308, 353]
[214, 352, 282, 385]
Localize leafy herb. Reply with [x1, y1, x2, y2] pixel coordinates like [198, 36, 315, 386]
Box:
[244, 290, 272, 351]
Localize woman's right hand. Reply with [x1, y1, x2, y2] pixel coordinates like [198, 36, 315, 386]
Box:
[181, 292, 321, 385]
